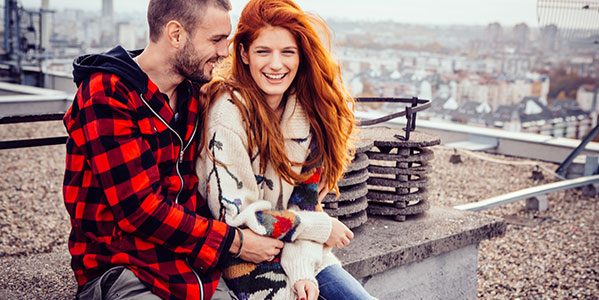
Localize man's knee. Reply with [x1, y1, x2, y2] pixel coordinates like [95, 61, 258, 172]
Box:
[212, 278, 238, 300]
[77, 267, 161, 300]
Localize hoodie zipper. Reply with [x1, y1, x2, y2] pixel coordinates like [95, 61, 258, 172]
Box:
[140, 94, 204, 299]
[139, 94, 198, 203]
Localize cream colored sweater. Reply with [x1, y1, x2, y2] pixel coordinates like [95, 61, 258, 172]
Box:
[196, 91, 340, 299]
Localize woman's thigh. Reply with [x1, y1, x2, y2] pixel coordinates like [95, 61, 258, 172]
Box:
[316, 264, 374, 300]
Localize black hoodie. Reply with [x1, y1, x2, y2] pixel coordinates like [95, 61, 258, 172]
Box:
[72, 46, 148, 94]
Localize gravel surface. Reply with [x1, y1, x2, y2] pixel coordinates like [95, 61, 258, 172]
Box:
[1, 123, 597, 299]
[431, 146, 599, 300]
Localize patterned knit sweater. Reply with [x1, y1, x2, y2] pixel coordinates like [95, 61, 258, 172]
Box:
[196, 92, 340, 300]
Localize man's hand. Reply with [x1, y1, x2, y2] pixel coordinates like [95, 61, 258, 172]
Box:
[230, 228, 284, 264]
[294, 280, 319, 300]
[324, 217, 354, 249]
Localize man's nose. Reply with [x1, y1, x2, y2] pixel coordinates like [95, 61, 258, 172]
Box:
[217, 42, 229, 58]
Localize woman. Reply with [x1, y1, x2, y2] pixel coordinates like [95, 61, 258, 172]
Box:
[197, 0, 374, 299]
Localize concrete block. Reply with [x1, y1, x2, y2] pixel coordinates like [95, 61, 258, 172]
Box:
[584, 155, 599, 176]
[525, 195, 548, 212]
[336, 206, 506, 279]
[362, 244, 479, 300]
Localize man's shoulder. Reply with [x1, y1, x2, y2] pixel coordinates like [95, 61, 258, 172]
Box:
[79, 71, 136, 95]
[76, 71, 138, 105]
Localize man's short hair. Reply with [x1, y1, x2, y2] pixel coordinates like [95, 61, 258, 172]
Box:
[147, 0, 231, 42]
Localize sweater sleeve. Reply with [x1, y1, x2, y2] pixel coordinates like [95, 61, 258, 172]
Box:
[196, 96, 331, 243]
[281, 239, 323, 288]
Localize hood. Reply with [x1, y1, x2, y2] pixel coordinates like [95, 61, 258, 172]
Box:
[72, 46, 148, 94]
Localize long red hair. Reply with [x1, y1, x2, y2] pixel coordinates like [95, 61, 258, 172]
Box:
[202, 0, 355, 193]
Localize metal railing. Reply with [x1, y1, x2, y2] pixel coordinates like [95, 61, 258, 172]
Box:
[0, 96, 432, 150]
[0, 93, 71, 149]
[454, 174, 599, 211]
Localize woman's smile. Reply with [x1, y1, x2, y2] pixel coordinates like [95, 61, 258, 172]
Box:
[241, 25, 300, 109]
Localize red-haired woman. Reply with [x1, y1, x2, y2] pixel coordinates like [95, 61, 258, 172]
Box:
[197, 0, 374, 299]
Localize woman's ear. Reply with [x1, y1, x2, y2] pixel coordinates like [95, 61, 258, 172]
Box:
[240, 44, 249, 65]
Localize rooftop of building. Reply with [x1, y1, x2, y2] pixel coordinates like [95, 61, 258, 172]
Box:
[0, 113, 597, 299]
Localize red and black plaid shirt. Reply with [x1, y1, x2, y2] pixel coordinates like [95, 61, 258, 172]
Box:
[63, 72, 234, 299]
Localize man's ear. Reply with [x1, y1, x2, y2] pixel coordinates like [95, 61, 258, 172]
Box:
[165, 20, 186, 48]
[240, 43, 249, 65]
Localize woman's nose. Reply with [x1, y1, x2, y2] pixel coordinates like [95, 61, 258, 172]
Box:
[269, 53, 283, 69]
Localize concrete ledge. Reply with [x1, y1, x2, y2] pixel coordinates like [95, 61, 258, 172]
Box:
[363, 243, 479, 300]
[334, 205, 506, 278]
[0, 206, 505, 299]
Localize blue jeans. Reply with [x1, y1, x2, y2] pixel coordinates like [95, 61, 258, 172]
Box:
[316, 264, 374, 300]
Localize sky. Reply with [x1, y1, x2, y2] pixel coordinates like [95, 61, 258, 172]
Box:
[19, 0, 540, 27]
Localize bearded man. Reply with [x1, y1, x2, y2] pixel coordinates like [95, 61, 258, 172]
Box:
[63, 0, 283, 299]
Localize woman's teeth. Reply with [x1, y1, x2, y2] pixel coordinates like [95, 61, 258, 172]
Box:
[264, 73, 285, 80]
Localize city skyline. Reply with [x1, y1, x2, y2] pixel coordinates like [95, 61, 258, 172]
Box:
[19, 0, 540, 27]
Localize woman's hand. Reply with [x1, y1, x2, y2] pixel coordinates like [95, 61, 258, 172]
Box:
[318, 176, 329, 202]
[325, 217, 354, 249]
[294, 280, 319, 300]
[232, 229, 284, 263]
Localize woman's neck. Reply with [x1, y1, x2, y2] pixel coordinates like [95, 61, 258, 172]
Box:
[266, 95, 286, 121]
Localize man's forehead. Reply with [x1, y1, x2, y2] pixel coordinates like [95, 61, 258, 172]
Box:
[195, 6, 231, 36]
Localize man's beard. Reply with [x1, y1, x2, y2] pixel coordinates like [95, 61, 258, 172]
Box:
[173, 39, 212, 83]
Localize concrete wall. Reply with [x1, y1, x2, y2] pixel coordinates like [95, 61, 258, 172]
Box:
[362, 244, 479, 300]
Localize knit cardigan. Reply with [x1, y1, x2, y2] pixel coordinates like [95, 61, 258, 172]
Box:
[196, 92, 340, 299]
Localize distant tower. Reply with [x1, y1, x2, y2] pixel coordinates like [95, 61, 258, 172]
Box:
[40, 0, 51, 50]
[513, 23, 530, 51]
[117, 22, 136, 50]
[101, 0, 115, 46]
[486, 22, 504, 50]
[540, 24, 559, 53]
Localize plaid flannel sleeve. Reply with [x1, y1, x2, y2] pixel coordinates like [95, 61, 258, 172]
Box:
[67, 75, 234, 271]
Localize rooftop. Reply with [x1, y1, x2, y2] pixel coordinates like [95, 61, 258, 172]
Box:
[0, 120, 597, 299]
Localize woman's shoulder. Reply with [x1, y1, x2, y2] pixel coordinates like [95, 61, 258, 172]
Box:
[210, 90, 248, 110]
[206, 90, 248, 130]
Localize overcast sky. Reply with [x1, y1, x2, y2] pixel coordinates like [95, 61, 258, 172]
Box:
[19, 0, 540, 26]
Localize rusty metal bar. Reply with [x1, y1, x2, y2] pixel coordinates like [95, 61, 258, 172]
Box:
[355, 97, 431, 142]
[355, 97, 431, 128]
[0, 136, 67, 149]
[0, 113, 64, 124]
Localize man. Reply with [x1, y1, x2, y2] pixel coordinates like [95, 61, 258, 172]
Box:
[63, 0, 284, 299]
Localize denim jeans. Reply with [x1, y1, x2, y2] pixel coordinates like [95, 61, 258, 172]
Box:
[316, 264, 375, 300]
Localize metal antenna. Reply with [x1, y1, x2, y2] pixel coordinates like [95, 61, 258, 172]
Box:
[537, 0, 599, 44]
[538, 0, 599, 178]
